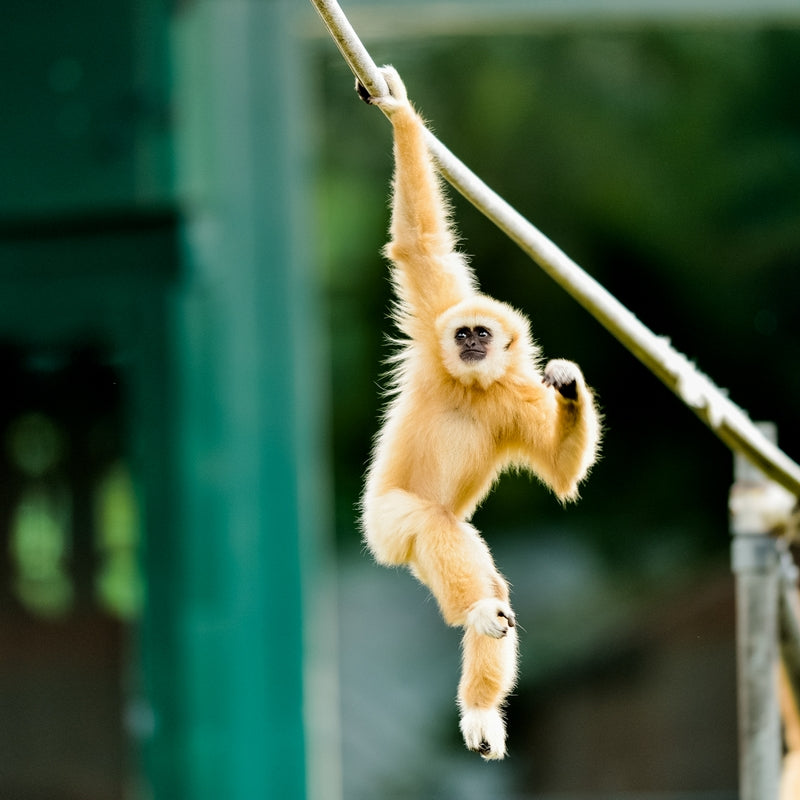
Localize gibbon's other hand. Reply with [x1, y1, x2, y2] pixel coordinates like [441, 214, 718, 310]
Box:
[467, 598, 516, 638]
[542, 358, 580, 401]
[355, 65, 409, 115]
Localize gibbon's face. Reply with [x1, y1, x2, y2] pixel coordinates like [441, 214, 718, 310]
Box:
[455, 326, 493, 363]
[437, 296, 535, 388]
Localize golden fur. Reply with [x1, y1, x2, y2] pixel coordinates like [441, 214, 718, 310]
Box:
[780, 658, 800, 800]
[360, 66, 602, 759]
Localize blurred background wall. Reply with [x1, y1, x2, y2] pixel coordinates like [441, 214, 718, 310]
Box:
[0, 1, 331, 798]
[1, 0, 799, 798]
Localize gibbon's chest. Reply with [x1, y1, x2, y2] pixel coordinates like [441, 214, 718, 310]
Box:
[392, 391, 502, 479]
[392, 398, 491, 454]
[428, 404, 508, 512]
[396, 379, 518, 452]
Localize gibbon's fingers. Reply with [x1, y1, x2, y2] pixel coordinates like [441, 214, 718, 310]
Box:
[378, 65, 408, 102]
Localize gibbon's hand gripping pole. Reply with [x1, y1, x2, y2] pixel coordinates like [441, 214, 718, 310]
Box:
[308, 0, 800, 498]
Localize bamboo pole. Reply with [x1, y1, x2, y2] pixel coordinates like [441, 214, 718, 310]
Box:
[308, 0, 800, 496]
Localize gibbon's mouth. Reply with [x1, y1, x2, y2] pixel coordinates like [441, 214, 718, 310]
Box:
[460, 349, 487, 363]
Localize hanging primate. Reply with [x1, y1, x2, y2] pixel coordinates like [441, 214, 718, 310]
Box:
[358, 66, 601, 760]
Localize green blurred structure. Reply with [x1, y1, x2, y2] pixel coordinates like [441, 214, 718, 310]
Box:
[0, 1, 328, 798]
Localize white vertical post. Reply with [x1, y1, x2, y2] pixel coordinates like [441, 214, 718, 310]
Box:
[780, 544, 800, 714]
[730, 422, 783, 800]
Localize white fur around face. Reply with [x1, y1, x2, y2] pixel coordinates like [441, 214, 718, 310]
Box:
[435, 297, 526, 388]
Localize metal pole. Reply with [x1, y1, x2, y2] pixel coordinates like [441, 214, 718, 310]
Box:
[731, 422, 783, 800]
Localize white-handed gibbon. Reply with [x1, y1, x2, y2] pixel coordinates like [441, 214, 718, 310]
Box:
[358, 66, 601, 760]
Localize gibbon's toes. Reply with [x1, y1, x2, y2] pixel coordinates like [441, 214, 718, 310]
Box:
[356, 67, 408, 113]
[354, 77, 398, 110]
[359, 67, 408, 116]
[467, 598, 516, 639]
[378, 65, 408, 102]
[460, 707, 507, 760]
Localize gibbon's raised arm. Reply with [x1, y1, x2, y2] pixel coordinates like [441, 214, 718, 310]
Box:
[360, 69, 476, 328]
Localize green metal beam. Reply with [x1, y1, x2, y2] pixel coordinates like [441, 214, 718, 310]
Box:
[143, 1, 331, 797]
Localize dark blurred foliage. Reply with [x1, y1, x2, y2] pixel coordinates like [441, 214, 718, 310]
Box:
[313, 27, 800, 575]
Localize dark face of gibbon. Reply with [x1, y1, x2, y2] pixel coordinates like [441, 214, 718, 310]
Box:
[455, 326, 493, 363]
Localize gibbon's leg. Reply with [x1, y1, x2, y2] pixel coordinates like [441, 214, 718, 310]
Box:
[362, 488, 425, 566]
[780, 660, 800, 800]
[365, 491, 517, 757]
[365, 490, 513, 624]
[459, 626, 518, 760]
[410, 517, 515, 633]
[409, 516, 518, 759]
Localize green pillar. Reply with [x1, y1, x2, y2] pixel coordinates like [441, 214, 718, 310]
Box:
[142, 1, 330, 797]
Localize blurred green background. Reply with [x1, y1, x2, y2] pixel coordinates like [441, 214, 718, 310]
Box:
[1, 0, 799, 798]
[318, 20, 800, 798]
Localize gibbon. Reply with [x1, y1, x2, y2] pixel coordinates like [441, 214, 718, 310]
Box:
[358, 66, 601, 760]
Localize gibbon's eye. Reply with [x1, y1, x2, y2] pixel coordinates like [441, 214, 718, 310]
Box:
[455, 327, 470, 341]
[475, 326, 492, 339]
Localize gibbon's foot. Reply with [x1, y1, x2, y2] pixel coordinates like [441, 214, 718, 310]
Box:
[355, 79, 372, 104]
[542, 358, 579, 401]
[355, 65, 408, 114]
[460, 707, 507, 760]
[467, 598, 516, 638]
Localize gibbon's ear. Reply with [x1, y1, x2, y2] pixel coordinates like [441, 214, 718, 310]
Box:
[436, 296, 537, 388]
